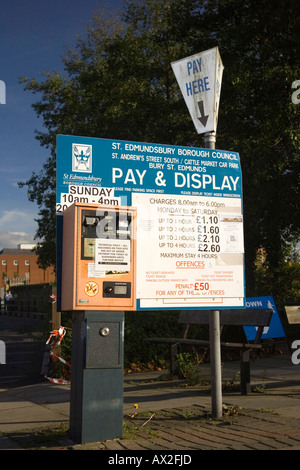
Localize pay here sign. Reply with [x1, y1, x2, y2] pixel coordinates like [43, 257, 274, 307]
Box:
[57, 135, 245, 310]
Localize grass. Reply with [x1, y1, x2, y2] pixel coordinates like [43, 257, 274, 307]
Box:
[4, 424, 69, 450]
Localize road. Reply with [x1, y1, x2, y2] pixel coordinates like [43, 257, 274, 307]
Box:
[0, 314, 48, 388]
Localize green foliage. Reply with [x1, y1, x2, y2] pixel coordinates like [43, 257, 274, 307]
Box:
[124, 310, 181, 366]
[60, 314, 72, 365]
[176, 352, 200, 384]
[252, 241, 300, 301]
[254, 259, 300, 302]
[124, 310, 209, 366]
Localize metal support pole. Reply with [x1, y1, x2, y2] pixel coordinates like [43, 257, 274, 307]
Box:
[209, 310, 222, 418]
[69, 310, 124, 444]
[204, 131, 216, 149]
[204, 131, 222, 419]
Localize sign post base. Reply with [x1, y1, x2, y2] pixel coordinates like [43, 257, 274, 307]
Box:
[69, 310, 124, 444]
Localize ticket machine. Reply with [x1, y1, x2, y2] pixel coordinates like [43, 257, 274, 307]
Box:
[61, 202, 136, 311]
[61, 202, 137, 443]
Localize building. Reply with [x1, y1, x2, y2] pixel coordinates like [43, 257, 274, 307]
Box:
[0, 244, 55, 297]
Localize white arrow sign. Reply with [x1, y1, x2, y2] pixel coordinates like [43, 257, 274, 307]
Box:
[171, 47, 224, 134]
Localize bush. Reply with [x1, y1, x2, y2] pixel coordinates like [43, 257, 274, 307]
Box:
[124, 310, 208, 367]
[124, 310, 181, 367]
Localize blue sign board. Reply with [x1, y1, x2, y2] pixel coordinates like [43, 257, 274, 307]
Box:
[56, 135, 243, 203]
[243, 296, 286, 340]
[56, 135, 245, 310]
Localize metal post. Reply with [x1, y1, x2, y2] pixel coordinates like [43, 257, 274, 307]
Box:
[204, 131, 222, 419]
[204, 131, 216, 149]
[209, 309, 222, 418]
[69, 310, 124, 444]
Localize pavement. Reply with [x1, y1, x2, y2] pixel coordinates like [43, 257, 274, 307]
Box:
[0, 353, 300, 451]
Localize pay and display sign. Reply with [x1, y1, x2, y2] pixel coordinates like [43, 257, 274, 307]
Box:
[171, 47, 224, 134]
[57, 135, 244, 310]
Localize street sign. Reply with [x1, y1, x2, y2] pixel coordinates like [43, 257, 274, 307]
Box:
[171, 47, 224, 134]
[244, 296, 286, 340]
[56, 135, 244, 310]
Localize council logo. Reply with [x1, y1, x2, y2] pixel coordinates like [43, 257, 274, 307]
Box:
[72, 143, 92, 173]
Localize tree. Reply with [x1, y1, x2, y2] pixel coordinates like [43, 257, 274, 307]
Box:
[199, 0, 300, 293]
[20, 0, 299, 298]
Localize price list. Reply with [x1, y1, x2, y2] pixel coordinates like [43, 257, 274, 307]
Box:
[132, 192, 244, 309]
[197, 214, 220, 253]
[155, 202, 235, 258]
[156, 213, 222, 256]
[138, 194, 244, 257]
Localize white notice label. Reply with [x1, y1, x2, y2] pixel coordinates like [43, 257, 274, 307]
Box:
[95, 239, 130, 272]
[132, 192, 244, 308]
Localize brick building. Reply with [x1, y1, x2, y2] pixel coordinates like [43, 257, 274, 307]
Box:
[0, 244, 55, 298]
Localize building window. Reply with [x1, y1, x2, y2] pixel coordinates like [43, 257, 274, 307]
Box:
[13, 260, 19, 266]
[25, 260, 30, 266]
[1, 260, 7, 265]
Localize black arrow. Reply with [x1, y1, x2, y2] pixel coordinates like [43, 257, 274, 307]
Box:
[197, 101, 209, 127]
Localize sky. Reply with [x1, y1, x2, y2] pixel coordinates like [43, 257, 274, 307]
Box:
[0, 0, 125, 250]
